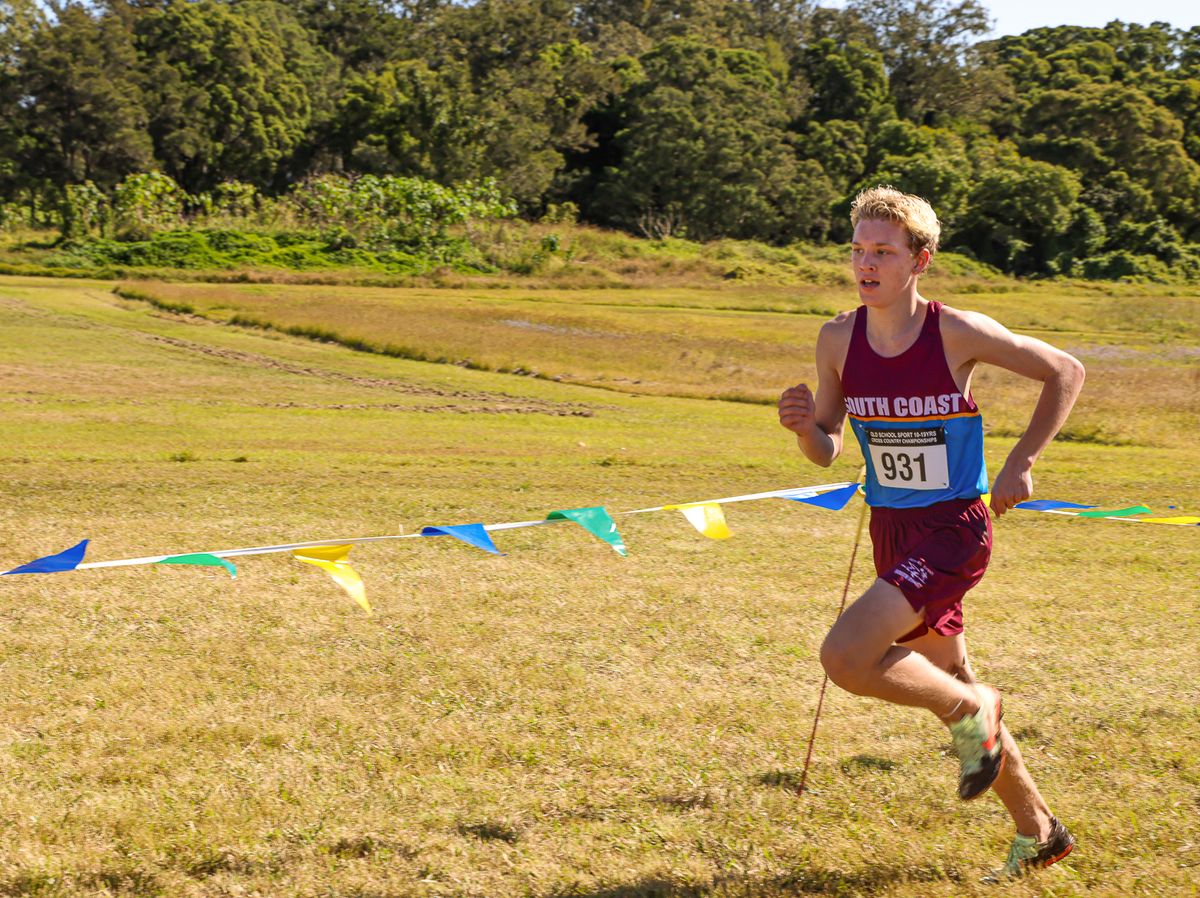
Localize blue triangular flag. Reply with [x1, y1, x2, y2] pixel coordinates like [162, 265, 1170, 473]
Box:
[785, 483, 862, 511]
[420, 523, 505, 555]
[3, 539, 89, 575]
[1014, 500, 1098, 511]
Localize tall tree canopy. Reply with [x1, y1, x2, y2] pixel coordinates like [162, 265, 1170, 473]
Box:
[135, 0, 310, 192]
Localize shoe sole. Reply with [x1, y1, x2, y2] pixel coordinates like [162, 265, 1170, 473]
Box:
[962, 751, 1006, 801]
[962, 689, 1005, 802]
[1043, 840, 1074, 867]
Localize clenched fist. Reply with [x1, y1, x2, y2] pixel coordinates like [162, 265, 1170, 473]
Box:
[778, 384, 818, 436]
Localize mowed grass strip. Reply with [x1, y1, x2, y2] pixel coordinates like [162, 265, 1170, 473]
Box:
[0, 277, 1196, 897]
[119, 279, 1200, 454]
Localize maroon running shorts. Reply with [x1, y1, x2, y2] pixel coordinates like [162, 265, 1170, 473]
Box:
[869, 497, 992, 643]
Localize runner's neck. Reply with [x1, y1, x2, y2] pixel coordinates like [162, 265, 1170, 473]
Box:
[864, 296, 930, 358]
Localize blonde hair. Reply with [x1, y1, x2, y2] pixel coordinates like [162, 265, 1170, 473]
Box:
[850, 186, 941, 256]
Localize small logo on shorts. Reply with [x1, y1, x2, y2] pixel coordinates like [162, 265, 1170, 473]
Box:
[895, 558, 932, 588]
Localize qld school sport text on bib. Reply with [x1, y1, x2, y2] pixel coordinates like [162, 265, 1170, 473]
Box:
[866, 427, 950, 490]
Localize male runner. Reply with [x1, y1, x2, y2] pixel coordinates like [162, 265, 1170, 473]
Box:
[778, 186, 1085, 881]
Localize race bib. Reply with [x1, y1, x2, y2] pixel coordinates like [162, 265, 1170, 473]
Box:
[866, 427, 949, 490]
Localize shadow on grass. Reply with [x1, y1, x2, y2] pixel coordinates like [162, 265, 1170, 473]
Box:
[839, 755, 898, 775]
[754, 755, 898, 794]
[542, 863, 959, 898]
[338, 865, 960, 898]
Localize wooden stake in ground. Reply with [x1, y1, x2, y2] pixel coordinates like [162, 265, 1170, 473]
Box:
[797, 476, 869, 796]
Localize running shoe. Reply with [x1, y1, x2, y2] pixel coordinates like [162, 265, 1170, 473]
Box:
[948, 684, 1004, 800]
[982, 817, 1076, 883]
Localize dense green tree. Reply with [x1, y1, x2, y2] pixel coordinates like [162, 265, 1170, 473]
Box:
[236, 1, 340, 181]
[420, 2, 621, 208]
[1180, 26, 1200, 76]
[795, 119, 868, 191]
[574, 0, 816, 49]
[866, 130, 972, 229]
[1019, 82, 1200, 228]
[16, 4, 152, 190]
[1079, 170, 1156, 234]
[844, 0, 991, 123]
[432, 0, 580, 79]
[796, 37, 890, 121]
[0, 0, 41, 71]
[135, 0, 310, 192]
[1144, 75, 1200, 163]
[595, 39, 828, 241]
[955, 157, 1081, 274]
[335, 59, 486, 181]
[290, 0, 415, 72]
[0, 0, 45, 202]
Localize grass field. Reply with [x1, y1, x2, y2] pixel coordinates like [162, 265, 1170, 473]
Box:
[0, 274, 1197, 897]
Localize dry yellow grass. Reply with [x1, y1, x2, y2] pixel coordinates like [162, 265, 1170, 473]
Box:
[0, 276, 1196, 897]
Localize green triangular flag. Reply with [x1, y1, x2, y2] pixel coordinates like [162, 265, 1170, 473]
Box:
[547, 506, 627, 556]
[1076, 505, 1152, 519]
[157, 553, 237, 578]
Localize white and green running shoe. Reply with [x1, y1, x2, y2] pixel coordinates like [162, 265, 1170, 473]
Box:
[982, 817, 1076, 883]
[948, 684, 1005, 800]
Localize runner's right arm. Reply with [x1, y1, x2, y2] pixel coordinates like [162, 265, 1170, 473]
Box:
[778, 320, 848, 467]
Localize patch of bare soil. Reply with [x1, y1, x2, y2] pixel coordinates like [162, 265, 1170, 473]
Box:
[141, 333, 604, 417]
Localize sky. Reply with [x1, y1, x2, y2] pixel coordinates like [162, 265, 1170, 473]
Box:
[983, 0, 1199, 38]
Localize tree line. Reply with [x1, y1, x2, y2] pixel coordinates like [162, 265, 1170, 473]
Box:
[2, 0, 1199, 279]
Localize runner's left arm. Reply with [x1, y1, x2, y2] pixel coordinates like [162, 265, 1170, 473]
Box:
[947, 311, 1085, 517]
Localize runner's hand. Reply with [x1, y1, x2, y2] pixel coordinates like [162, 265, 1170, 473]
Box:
[990, 460, 1033, 517]
[779, 384, 819, 437]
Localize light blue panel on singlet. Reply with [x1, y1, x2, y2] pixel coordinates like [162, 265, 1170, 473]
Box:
[849, 413, 989, 509]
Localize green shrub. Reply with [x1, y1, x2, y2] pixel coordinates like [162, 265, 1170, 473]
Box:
[62, 182, 109, 239]
[1080, 251, 1170, 282]
[112, 172, 187, 239]
[285, 174, 517, 251]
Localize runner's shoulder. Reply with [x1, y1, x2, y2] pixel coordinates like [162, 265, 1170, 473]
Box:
[937, 303, 1005, 336]
[816, 309, 856, 361]
[819, 308, 857, 340]
[940, 303, 1017, 348]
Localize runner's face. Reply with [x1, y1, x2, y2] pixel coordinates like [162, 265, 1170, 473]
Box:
[851, 219, 921, 304]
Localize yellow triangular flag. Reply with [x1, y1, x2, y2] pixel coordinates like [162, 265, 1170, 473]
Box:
[1138, 516, 1200, 525]
[292, 545, 371, 614]
[665, 502, 732, 540]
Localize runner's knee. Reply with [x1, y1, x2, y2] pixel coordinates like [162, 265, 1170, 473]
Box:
[819, 634, 870, 694]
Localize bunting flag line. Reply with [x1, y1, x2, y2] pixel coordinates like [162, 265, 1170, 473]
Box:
[291, 545, 370, 614]
[1, 484, 1194, 614]
[64, 482, 860, 573]
[1013, 500, 1199, 525]
[624, 481, 857, 514]
[1008, 497, 1195, 525]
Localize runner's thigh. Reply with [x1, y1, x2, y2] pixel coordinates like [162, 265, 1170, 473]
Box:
[824, 578, 924, 662]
